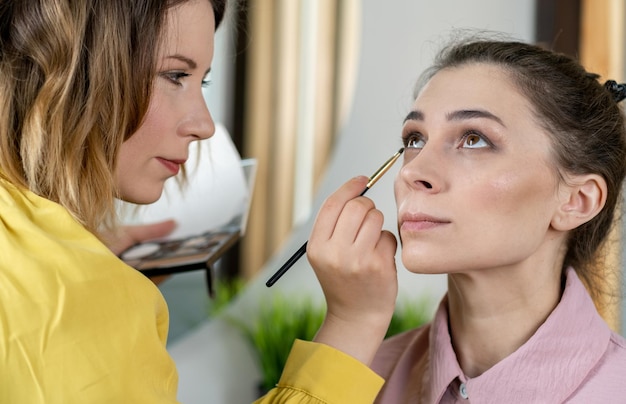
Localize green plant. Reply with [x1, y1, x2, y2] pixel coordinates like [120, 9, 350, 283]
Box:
[240, 294, 432, 393]
[241, 295, 326, 392]
[386, 296, 432, 339]
[207, 277, 246, 317]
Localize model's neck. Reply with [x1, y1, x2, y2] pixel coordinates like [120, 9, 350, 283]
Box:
[446, 263, 563, 378]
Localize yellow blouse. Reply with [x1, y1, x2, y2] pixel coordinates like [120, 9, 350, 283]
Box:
[0, 178, 179, 403]
[255, 340, 384, 403]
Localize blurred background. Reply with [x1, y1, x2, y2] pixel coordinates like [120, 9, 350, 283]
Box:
[147, 0, 626, 402]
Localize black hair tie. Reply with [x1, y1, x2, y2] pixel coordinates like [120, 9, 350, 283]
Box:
[604, 80, 626, 103]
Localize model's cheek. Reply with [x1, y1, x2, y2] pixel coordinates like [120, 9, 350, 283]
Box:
[393, 181, 403, 210]
[482, 169, 555, 217]
[485, 173, 521, 208]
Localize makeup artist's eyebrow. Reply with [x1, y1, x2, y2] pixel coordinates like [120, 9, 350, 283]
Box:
[166, 55, 198, 69]
[446, 109, 506, 127]
[166, 54, 212, 75]
[166, 54, 197, 69]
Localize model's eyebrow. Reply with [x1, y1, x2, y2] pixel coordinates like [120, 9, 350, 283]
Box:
[446, 109, 506, 127]
[403, 110, 424, 123]
[403, 109, 505, 127]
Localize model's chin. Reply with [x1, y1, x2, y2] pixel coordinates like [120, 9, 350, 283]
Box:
[400, 249, 446, 275]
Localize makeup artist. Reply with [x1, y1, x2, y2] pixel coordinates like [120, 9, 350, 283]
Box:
[256, 38, 626, 403]
[0, 0, 226, 401]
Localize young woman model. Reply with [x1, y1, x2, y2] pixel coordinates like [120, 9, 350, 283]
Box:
[0, 0, 225, 401]
[257, 39, 626, 403]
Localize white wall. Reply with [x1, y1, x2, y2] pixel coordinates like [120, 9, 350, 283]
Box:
[169, 1, 539, 403]
[204, 9, 237, 135]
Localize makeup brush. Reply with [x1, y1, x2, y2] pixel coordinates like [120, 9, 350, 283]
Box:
[266, 147, 404, 287]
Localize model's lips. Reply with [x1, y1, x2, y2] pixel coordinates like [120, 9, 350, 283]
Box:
[399, 212, 451, 232]
[156, 157, 186, 175]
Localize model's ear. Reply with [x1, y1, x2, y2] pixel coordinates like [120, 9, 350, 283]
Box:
[551, 174, 607, 231]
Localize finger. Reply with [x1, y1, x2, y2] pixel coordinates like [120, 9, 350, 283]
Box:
[331, 197, 376, 244]
[376, 230, 398, 263]
[352, 207, 384, 249]
[311, 176, 369, 242]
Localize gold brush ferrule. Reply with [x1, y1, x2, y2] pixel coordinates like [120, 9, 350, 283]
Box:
[365, 147, 404, 189]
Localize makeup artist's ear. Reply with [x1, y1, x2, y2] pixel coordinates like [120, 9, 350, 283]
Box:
[551, 174, 607, 231]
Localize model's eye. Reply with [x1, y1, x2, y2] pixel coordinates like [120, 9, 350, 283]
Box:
[403, 133, 426, 149]
[461, 132, 489, 149]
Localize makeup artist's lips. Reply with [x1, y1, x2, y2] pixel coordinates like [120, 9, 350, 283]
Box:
[399, 213, 450, 232]
[156, 157, 185, 175]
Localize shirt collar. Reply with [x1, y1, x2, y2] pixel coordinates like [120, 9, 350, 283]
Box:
[427, 267, 612, 402]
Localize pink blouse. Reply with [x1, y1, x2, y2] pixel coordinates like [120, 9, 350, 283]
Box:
[371, 267, 626, 403]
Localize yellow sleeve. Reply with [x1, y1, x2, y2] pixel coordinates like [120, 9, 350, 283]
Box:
[254, 339, 384, 404]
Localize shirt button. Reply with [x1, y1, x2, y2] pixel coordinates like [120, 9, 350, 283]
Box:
[459, 382, 469, 399]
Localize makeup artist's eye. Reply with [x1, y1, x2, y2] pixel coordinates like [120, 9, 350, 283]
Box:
[161, 71, 190, 86]
[403, 133, 426, 149]
[460, 131, 490, 149]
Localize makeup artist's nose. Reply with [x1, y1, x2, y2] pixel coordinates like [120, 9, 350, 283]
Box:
[399, 145, 443, 193]
[179, 93, 215, 140]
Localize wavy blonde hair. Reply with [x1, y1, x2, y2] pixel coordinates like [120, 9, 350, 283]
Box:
[0, 0, 225, 234]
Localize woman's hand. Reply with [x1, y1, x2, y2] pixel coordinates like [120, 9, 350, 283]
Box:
[308, 176, 398, 365]
[102, 220, 177, 285]
[103, 220, 177, 256]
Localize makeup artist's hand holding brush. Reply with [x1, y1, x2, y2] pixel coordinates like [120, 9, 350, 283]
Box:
[307, 176, 398, 366]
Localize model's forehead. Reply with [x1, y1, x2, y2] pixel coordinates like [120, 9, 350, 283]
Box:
[412, 63, 532, 122]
